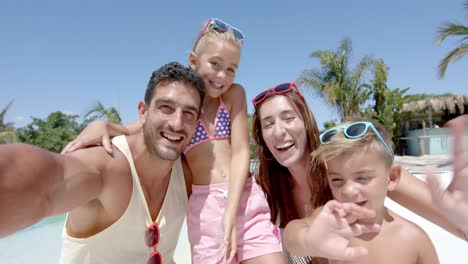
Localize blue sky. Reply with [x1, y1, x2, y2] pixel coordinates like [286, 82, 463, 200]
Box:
[1, 0, 467, 130]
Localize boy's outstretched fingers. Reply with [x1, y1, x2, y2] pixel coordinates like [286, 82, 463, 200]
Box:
[341, 202, 377, 223]
[330, 203, 380, 236]
[303, 200, 380, 261]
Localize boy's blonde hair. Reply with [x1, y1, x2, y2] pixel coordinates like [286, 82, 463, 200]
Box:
[192, 23, 243, 55]
[310, 120, 394, 169]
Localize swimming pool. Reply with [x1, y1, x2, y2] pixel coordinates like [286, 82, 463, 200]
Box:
[0, 215, 64, 263]
[0, 214, 192, 263]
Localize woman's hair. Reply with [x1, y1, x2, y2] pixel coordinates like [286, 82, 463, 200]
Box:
[192, 21, 243, 55]
[252, 89, 332, 228]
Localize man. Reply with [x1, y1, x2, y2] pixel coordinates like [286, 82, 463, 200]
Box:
[0, 61, 205, 264]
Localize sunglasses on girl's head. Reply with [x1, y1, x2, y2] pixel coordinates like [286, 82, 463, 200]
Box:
[320, 121, 394, 162]
[252, 82, 305, 108]
[146, 222, 162, 264]
[193, 18, 245, 51]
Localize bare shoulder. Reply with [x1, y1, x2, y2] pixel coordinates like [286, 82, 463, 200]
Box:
[387, 209, 438, 263]
[222, 83, 247, 108]
[66, 144, 132, 207]
[387, 210, 431, 241]
[65, 145, 113, 171]
[226, 82, 246, 95]
[65, 144, 130, 183]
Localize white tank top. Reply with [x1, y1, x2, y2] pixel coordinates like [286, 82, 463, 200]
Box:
[59, 135, 187, 264]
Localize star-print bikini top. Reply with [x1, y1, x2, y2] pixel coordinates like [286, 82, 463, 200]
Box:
[183, 98, 231, 154]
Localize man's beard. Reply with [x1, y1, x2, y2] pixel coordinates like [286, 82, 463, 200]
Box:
[143, 122, 187, 161]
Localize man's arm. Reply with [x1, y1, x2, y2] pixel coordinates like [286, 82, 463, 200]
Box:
[0, 144, 104, 237]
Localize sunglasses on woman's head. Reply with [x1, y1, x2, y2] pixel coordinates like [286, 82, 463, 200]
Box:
[193, 18, 245, 51]
[146, 222, 162, 264]
[252, 82, 305, 108]
[320, 121, 394, 162]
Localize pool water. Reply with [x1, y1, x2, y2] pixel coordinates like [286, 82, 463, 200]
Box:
[0, 214, 191, 263]
[0, 215, 65, 263]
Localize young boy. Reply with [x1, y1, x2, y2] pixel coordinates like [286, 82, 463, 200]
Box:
[285, 120, 439, 264]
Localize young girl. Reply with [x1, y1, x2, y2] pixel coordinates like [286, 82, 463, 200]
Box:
[63, 18, 284, 264]
[182, 18, 284, 264]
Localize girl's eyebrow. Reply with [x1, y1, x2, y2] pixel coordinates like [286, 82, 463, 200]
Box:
[211, 56, 239, 69]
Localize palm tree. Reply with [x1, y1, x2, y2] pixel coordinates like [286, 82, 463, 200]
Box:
[84, 101, 122, 124]
[298, 37, 373, 121]
[0, 100, 18, 144]
[435, 0, 468, 78]
[363, 59, 409, 142]
[370, 59, 389, 114]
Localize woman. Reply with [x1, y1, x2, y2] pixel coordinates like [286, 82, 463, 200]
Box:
[251, 82, 467, 263]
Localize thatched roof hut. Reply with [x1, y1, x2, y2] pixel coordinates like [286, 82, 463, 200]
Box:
[401, 95, 468, 129]
[401, 95, 468, 114]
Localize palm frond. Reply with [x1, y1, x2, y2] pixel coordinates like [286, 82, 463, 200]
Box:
[438, 43, 468, 78]
[0, 99, 14, 126]
[84, 101, 122, 124]
[435, 22, 468, 44]
[84, 101, 106, 119]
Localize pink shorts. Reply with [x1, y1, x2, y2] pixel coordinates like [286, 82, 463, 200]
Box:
[187, 176, 282, 264]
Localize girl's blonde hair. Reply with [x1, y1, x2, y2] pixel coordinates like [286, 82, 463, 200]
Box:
[192, 22, 243, 55]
